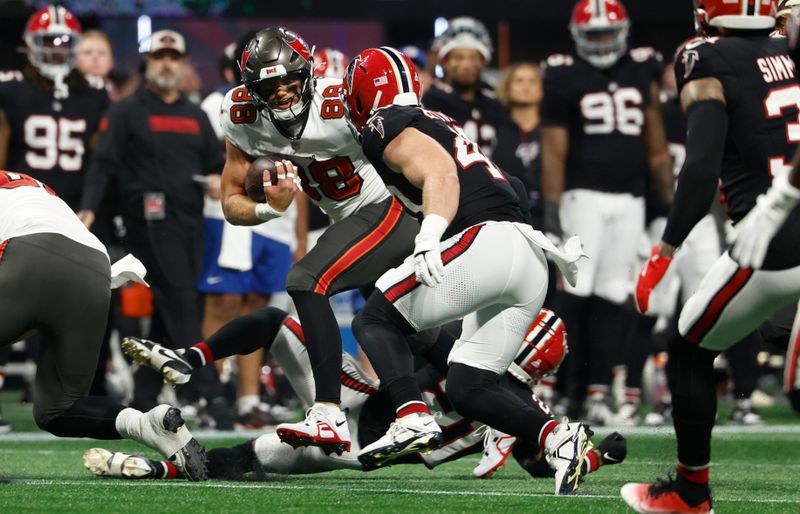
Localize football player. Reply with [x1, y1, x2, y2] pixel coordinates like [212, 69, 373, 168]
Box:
[0, 170, 206, 480]
[540, 0, 673, 425]
[0, 5, 109, 210]
[197, 31, 303, 429]
[340, 47, 589, 495]
[96, 306, 627, 481]
[625, 1, 800, 512]
[218, 28, 421, 455]
[422, 17, 510, 159]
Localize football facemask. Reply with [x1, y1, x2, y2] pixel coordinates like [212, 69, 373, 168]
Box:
[570, 0, 630, 69]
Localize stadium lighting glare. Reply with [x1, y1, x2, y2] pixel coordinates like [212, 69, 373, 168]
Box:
[137, 15, 152, 53]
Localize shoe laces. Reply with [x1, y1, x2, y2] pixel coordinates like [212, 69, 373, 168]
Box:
[647, 474, 679, 498]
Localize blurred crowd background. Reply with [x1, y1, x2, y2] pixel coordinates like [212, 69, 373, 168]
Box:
[2, 0, 788, 434]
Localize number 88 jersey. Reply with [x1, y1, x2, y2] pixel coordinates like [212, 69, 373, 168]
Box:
[540, 48, 662, 198]
[675, 35, 799, 224]
[220, 76, 389, 222]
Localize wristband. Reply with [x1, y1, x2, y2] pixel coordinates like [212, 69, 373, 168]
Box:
[419, 214, 449, 240]
[254, 202, 284, 222]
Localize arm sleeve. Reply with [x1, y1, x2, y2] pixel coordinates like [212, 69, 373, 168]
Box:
[80, 105, 126, 211]
[661, 100, 727, 247]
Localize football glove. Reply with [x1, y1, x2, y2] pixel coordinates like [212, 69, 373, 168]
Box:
[635, 246, 672, 314]
[413, 214, 448, 287]
[731, 174, 800, 269]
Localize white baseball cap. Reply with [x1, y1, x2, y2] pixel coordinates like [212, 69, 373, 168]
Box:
[148, 30, 186, 55]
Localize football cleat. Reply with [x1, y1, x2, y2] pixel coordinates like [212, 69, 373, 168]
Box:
[276, 404, 352, 456]
[584, 395, 614, 426]
[83, 448, 160, 479]
[621, 476, 714, 514]
[729, 400, 764, 426]
[644, 401, 672, 426]
[127, 405, 208, 481]
[0, 406, 12, 434]
[358, 413, 443, 471]
[121, 337, 193, 386]
[597, 432, 627, 465]
[472, 427, 517, 478]
[612, 402, 641, 427]
[544, 419, 593, 495]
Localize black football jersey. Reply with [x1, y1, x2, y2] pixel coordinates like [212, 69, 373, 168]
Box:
[422, 80, 511, 159]
[0, 70, 109, 210]
[493, 124, 542, 225]
[675, 34, 798, 224]
[540, 48, 663, 196]
[360, 104, 525, 239]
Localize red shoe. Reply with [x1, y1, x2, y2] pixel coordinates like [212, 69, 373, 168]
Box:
[276, 404, 351, 456]
[621, 476, 714, 513]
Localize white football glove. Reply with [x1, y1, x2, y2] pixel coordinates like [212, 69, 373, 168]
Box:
[413, 214, 449, 287]
[731, 174, 800, 269]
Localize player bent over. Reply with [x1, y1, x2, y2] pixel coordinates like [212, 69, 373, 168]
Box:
[94, 306, 626, 483]
[338, 48, 589, 494]
[0, 171, 206, 480]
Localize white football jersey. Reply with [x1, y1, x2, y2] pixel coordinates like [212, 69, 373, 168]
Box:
[0, 172, 107, 257]
[221, 77, 389, 222]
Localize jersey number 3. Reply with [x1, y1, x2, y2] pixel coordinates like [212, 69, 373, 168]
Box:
[764, 84, 800, 179]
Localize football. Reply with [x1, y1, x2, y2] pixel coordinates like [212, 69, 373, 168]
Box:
[244, 156, 281, 203]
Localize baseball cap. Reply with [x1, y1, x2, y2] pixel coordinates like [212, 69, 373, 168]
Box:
[148, 30, 186, 55]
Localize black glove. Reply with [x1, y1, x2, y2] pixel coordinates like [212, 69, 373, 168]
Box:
[543, 201, 563, 242]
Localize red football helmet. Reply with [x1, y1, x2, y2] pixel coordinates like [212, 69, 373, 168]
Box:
[341, 47, 421, 135]
[508, 309, 569, 387]
[314, 48, 348, 79]
[24, 5, 82, 81]
[697, 0, 777, 30]
[569, 0, 630, 69]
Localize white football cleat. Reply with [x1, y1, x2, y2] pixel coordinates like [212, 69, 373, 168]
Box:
[472, 427, 517, 478]
[358, 413, 443, 471]
[584, 395, 614, 426]
[118, 405, 207, 481]
[276, 404, 351, 456]
[544, 419, 593, 495]
[83, 448, 159, 479]
[121, 337, 193, 386]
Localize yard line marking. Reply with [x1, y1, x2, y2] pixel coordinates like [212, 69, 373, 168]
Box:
[7, 479, 800, 504]
[4, 424, 800, 443]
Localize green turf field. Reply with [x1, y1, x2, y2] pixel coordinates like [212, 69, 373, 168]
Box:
[1, 397, 800, 513]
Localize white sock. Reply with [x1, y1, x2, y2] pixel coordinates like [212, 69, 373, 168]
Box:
[114, 407, 142, 439]
[314, 403, 341, 417]
[238, 395, 260, 417]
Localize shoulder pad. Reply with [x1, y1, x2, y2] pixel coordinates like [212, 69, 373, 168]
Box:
[0, 70, 24, 83]
[544, 54, 575, 68]
[629, 47, 663, 64]
[675, 36, 719, 59]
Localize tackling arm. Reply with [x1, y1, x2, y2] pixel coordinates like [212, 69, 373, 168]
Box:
[644, 82, 674, 207]
[382, 127, 459, 223]
[383, 126, 460, 286]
